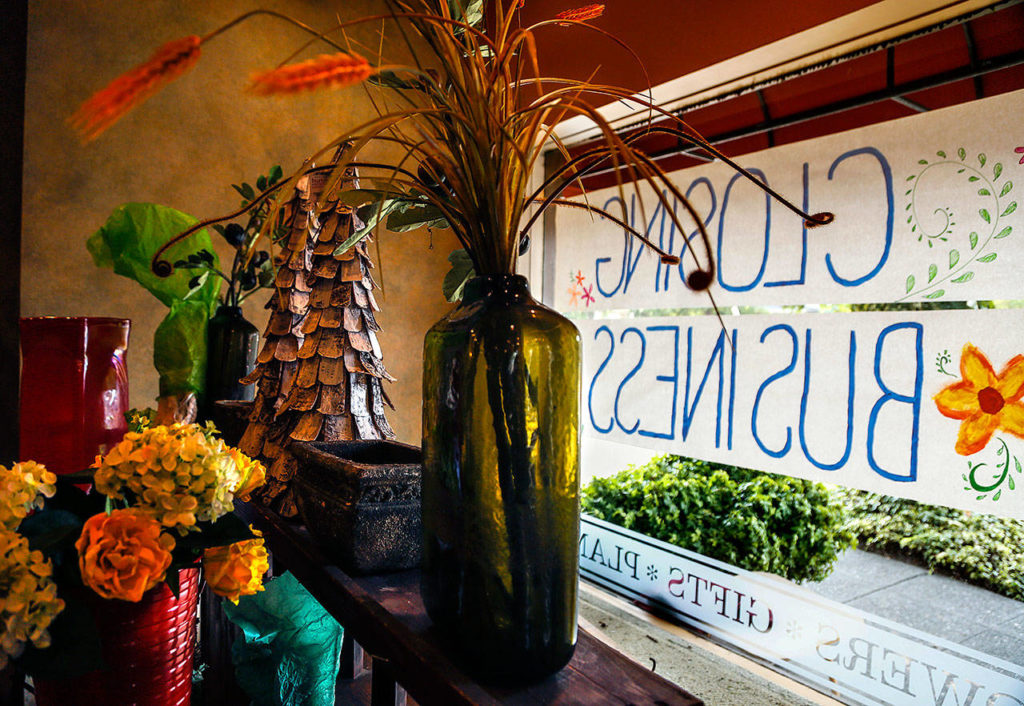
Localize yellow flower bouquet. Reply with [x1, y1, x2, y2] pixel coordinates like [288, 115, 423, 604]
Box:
[0, 461, 63, 670]
[3, 420, 268, 682]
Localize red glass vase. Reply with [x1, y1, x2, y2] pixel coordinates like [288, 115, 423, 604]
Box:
[33, 569, 200, 706]
[19, 317, 130, 474]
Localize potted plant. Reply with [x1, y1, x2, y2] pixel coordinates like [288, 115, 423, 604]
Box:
[172, 167, 281, 420]
[2, 418, 269, 704]
[70, 0, 831, 682]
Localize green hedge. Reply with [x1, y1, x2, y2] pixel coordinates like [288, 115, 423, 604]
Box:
[581, 456, 855, 583]
[838, 490, 1024, 601]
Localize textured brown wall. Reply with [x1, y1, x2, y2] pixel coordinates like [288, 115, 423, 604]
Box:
[22, 0, 459, 444]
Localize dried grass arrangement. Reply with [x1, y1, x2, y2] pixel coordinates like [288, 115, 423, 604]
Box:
[72, 1, 832, 297]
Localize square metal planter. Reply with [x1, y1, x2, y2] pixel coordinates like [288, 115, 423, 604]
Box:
[291, 439, 422, 575]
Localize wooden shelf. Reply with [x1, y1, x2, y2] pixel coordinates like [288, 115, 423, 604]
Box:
[237, 502, 703, 705]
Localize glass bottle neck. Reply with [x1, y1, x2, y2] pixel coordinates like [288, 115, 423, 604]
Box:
[461, 274, 532, 306]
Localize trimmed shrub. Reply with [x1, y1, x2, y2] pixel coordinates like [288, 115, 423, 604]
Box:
[581, 456, 855, 583]
[838, 490, 1024, 601]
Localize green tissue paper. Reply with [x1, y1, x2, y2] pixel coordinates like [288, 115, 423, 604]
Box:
[222, 572, 344, 706]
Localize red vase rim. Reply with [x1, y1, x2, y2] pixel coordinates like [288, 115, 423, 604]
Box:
[20, 316, 130, 328]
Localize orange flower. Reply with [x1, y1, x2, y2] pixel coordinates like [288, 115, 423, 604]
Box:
[554, 4, 605, 24]
[934, 344, 1024, 455]
[76, 510, 176, 602]
[249, 52, 373, 96]
[231, 449, 266, 502]
[202, 530, 269, 604]
[69, 35, 201, 142]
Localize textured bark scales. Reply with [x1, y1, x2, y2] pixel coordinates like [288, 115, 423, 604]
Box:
[239, 162, 395, 516]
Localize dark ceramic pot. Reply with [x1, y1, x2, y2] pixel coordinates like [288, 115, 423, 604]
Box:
[291, 440, 422, 575]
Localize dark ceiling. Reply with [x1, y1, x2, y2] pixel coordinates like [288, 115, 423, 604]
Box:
[539, 2, 1024, 190]
[518, 0, 882, 95]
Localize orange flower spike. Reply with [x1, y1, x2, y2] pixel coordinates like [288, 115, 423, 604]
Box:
[69, 35, 201, 143]
[934, 343, 1024, 455]
[248, 52, 374, 96]
[554, 4, 605, 24]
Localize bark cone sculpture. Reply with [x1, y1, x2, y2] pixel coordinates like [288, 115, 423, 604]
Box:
[239, 156, 395, 516]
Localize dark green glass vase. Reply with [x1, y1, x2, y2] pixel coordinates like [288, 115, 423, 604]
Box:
[421, 274, 581, 683]
[203, 305, 258, 419]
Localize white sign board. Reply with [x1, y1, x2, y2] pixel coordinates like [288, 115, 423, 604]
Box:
[581, 514, 1024, 705]
[553, 90, 1023, 310]
[580, 308, 1024, 519]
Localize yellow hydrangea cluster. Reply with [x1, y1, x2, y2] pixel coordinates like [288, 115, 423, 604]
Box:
[0, 529, 64, 668]
[92, 424, 265, 535]
[202, 528, 269, 604]
[0, 461, 57, 531]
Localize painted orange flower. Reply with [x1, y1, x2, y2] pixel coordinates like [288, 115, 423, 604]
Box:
[934, 344, 1024, 455]
[69, 35, 201, 142]
[249, 52, 374, 96]
[555, 4, 605, 24]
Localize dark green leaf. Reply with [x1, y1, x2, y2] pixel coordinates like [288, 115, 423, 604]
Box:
[18, 591, 105, 680]
[994, 163, 1003, 179]
[256, 175, 267, 192]
[385, 203, 449, 232]
[969, 176, 980, 182]
[443, 249, 475, 302]
[978, 188, 991, 196]
[937, 150, 946, 158]
[979, 153, 987, 167]
[19, 509, 82, 554]
[980, 209, 990, 223]
[177, 513, 254, 553]
[165, 569, 180, 598]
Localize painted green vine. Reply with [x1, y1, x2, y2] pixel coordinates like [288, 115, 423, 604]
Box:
[963, 437, 1023, 503]
[901, 148, 1016, 301]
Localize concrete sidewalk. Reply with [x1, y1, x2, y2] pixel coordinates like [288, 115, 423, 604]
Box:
[805, 548, 1024, 665]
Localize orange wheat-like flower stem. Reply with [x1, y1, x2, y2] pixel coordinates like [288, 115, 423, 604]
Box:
[69, 35, 201, 143]
[248, 52, 374, 95]
[554, 4, 605, 23]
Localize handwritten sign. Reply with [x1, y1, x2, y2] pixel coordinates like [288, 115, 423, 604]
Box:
[553, 89, 1023, 310]
[580, 515, 1024, 705]
[580, 308, 1024, 519]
